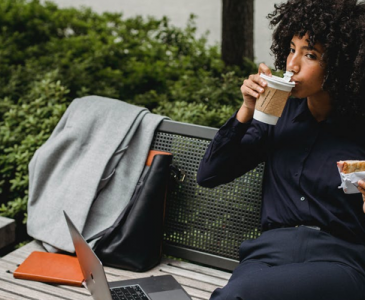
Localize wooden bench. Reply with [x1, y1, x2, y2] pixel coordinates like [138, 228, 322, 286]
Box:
[0, 119, 265, 300]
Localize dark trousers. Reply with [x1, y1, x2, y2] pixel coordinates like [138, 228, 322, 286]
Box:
[210, 226, 365, 300]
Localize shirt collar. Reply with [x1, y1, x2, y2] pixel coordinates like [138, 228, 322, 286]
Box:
[292, 98, 312, 122]
[291, 98, 335, 126]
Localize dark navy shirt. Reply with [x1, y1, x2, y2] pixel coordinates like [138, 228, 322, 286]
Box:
[197, 98, 365, 244]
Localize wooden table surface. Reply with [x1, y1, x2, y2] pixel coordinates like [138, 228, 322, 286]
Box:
[0, 240, 230, 300]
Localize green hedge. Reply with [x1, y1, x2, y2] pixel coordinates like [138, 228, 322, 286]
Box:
[0, 0, 258, 229]
[0, 71, 69, 220]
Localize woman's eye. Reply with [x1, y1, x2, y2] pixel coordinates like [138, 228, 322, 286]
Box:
[306, 53, 317, 59]
[289, 48, 295, 53]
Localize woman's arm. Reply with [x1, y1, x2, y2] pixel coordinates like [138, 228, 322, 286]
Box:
[197, 64, 272, 188]
[196, 114, 268, 188]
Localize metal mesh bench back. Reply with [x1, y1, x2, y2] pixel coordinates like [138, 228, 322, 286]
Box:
[151, 120, 264, 271]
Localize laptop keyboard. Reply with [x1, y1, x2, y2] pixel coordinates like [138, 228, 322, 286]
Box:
[111, 284, 150, 300]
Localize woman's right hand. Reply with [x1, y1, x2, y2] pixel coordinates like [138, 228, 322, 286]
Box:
[357, 180, 365, 213]
[241, 63, 272, 109]
[236, 63, 272, 123]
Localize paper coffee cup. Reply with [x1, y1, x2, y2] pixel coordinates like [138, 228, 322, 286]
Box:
[253, 73, 295, 125]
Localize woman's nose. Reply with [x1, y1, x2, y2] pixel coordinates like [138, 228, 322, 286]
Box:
[287, 56, 300, 73]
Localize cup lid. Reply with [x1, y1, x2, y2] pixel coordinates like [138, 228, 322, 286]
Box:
[260, 73, 295, 88]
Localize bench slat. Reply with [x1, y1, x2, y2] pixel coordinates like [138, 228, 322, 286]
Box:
[164, 257, 231, 280]
[0, 277, 83, 300]
[0, 288, 26, 300]
[159, 264, 227, 287]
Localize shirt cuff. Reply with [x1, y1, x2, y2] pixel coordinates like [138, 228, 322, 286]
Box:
[217, 111, 251, 140]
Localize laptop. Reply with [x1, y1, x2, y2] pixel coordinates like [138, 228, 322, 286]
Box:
[63, 211, 191, 300]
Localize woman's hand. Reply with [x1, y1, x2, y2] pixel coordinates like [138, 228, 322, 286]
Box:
[236, 63, 272, 123]
[338, 161, 365, 213]
[358, 180, 365, 213]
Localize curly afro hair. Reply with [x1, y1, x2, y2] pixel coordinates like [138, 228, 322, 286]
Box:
[268, 0, 365, 121]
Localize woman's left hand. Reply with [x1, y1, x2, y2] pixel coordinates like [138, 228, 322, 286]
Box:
[358, 180, 365, 213]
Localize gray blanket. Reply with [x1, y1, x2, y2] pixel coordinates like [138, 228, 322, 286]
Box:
[27, 96, 167, 252]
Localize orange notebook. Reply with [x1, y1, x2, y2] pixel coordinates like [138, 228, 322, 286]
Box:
[13, 251, 84, 286]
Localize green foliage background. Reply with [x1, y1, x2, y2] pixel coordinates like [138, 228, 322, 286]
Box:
[0, 0, 259, 239]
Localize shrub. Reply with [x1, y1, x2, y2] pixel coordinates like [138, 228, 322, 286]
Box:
[0, 0, 258, 227]
[0, 71, 69, 220]
[0, 0, 235, 108]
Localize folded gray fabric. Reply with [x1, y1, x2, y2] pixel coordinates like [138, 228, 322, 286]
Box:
[27, 95, 167, 252]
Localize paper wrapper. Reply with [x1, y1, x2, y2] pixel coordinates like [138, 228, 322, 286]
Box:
[338, 167, 365, 194]
[255, 87, 290, 117]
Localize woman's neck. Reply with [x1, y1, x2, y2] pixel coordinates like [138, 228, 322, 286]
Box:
[307, 93, 332, 122]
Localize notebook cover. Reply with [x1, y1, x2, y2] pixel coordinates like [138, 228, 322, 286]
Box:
[13, 251, 84, 286]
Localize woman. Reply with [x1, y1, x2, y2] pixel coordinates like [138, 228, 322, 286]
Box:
[197, 0, 365, 299]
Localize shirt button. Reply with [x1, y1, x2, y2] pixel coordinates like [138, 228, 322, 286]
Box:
[300, 196, 306, 201]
